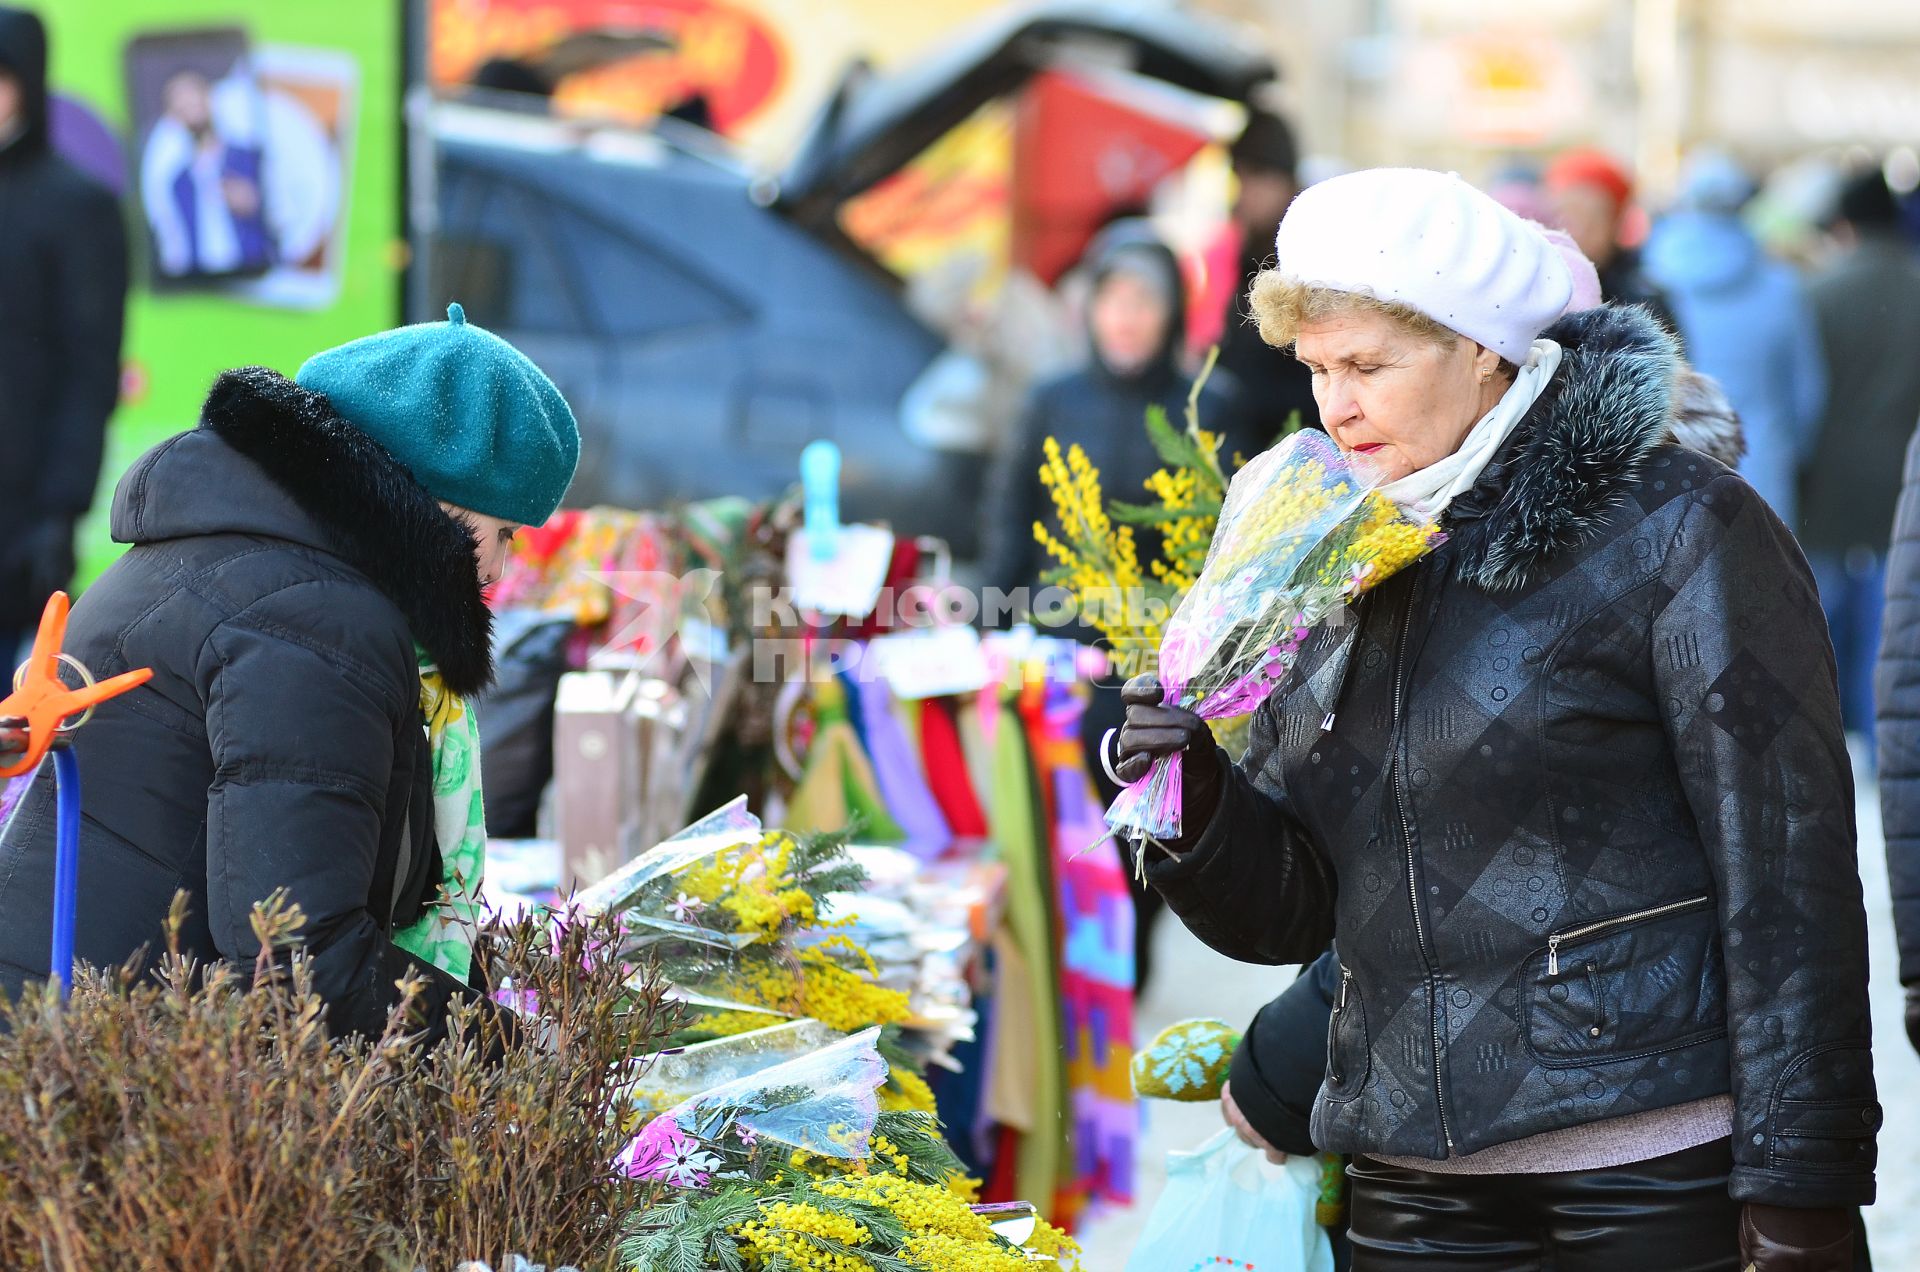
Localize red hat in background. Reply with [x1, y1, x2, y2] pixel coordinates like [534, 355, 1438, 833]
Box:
[1544, 147, 1634, 211]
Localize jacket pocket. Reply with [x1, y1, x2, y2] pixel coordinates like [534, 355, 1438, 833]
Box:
[1325, 965, 1370, 1101]
[1526, 895, 1726, 1067]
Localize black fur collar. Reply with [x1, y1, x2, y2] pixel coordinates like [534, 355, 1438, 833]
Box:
[199, 367, 495, 695]
[1445, 305, 1682, 592]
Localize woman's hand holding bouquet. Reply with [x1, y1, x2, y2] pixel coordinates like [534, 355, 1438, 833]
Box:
[1106, 429, 1442, 853]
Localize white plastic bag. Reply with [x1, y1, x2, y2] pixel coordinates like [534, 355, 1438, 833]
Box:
[1125, 1129, 1335, 1272]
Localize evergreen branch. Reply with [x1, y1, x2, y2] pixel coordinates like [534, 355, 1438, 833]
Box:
[873, 1110, 966, 1184]
[782, 1180, 912, 1249]
[1144, 405, 1211, 474]
[1109, 496, 1224, 527]
[876, 1025, 920, 1077]
[785, 1230, 917, 1272]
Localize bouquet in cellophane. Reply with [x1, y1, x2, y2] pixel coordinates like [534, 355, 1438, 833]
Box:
[1106, 428, 1443, 848]
[615, 1027, 1083, 1269]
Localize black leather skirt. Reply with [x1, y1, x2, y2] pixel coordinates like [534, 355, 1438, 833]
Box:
[1347, 1139, 1745, 1271]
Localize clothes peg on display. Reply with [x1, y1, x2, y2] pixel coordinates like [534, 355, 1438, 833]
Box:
[0, 592, 153, 997]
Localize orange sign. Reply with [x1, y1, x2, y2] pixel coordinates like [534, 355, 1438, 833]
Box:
[430, 0, 787, 134]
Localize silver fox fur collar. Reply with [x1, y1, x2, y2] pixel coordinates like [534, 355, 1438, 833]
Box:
[1444, 305, 1743, 593]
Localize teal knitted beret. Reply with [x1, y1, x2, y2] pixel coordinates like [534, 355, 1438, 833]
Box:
[295, 303, 580, 526]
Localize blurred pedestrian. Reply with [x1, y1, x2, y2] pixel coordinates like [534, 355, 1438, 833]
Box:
[1544, 146, 1682, 340]
[1214, 108, 1319, 448]
[1484, 162, 1551, 227]
[1802, 167, 1920, 743]
[980, 221, 1250, 990]
[1877, 412, 1920, 1071]
[0, 6, 127, 667]
[0, 305, 578, 1049]
[1645, 150, 1825, 526]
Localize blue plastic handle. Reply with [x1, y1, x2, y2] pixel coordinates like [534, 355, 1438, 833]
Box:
[800, 439, 841, 561]
[50, 748, 80, 1000]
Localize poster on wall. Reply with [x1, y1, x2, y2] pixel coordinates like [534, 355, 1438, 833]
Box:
[41, 0, 400, 586]
[231, 44, 358, 309]
[126, 28, 273, 286]
[124, 28, 357, 306]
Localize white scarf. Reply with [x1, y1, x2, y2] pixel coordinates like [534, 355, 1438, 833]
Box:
[1376, 338, 1562, 523]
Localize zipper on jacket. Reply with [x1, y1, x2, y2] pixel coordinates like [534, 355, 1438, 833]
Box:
[1545, 895, 1711, 976]
[1386, 563, 1454, 1153]
[1329, 967, 1353, 1085]
[1583, 961, 1604, 1039]
[1318, 616, 1367, 735]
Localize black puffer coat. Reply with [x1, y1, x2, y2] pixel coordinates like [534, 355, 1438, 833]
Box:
[0, 368, 501, 1043]
[1149, 305, 1879, 1208]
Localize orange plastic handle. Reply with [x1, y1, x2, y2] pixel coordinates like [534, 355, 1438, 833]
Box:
[0, 593, 152, 780]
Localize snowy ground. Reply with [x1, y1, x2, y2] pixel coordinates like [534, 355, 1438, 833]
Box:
[1079, 754, 1920, 1269]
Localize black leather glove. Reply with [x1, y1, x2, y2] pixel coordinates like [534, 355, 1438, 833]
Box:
[1906, 984, 1920, 1058]
[1112, 673, 1222, 838]
[1739, 1203, 1854, 1271]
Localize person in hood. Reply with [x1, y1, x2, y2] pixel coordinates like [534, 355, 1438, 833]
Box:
[980, 221, 1252, 989]
[1544, 147, 1682, 343]
[1114, 168, 1873, 1269]
[981, 221, 1252, 601]
[1645, 150, 1826, 526]
[0, 304, 579, 1048]
[0, 6, 129, 667]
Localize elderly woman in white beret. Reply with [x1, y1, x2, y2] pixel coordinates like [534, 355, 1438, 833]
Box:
[1113, 169, 1875, 1270]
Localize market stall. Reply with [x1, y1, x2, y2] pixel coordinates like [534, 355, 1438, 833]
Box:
[470, 488, 1139, 1239]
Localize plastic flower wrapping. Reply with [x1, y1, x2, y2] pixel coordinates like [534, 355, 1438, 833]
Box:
[614, 1027, 1082, 1270]
[574, 798, 941, 1121]
[621, 1027, 890, 1183]
[1106, 428, 1444, 847]
[626, 1018, 847, 1119]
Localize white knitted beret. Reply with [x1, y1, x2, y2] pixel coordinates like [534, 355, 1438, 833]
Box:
[1273, 168, 1573, 363]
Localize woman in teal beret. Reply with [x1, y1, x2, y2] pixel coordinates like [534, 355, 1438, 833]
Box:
[0, 304, 578, 1044]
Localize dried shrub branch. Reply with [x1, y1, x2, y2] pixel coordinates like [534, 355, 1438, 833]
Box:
[0, 894, 679, 1272]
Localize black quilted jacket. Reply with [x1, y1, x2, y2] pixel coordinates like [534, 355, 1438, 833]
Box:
[1150, 305, 1880, 1208]
[0, 368, 501, 1043]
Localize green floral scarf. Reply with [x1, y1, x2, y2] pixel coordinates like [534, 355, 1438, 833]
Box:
[393, 646, 487, 981]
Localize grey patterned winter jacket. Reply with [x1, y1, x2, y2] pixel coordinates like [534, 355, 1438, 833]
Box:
[1148, 305, 1880, 1208]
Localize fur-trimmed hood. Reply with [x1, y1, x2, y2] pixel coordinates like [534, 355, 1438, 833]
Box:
[1445, 304, 1740, 592]
[112, 366, 494, 694]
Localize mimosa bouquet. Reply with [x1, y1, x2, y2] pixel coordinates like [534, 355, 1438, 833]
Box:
[568, 800, 942, 1116]
[1106, 428, 1443, 847]
[616, 1028, 1082, 1269]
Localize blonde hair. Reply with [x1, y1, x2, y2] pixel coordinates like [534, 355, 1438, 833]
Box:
[1247, 269, 1461, 352]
